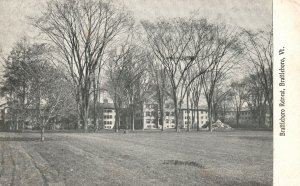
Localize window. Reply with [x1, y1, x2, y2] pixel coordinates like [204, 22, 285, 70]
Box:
[171, 125, 175, 128]
[201, 121, 203, 124]
[166, 119, 169, 123]
[151, 111, 155, 116]
[146, 105, 150, 109]
[171, 119, 175, 123]
[165, 104, 170, 108]
[170, 112, 174, 116]
[104, 109, 112, 113]
[152, 119, 156, 123]
[165, 112, 170, 116]
[104, 115, 112, 119]
[201, 116, 203, 119]
[206, 116, 207, 119]
[146, 119, 151, 123]
[146, 112, 150, 116]
[201, 111, 203, 114]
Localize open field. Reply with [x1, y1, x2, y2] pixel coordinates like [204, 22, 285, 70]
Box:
[0, 130, 272, 186]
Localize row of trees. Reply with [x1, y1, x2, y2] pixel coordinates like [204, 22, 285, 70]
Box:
[0, 0, 273, 139]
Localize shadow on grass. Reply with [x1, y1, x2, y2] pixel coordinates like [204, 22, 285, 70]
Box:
[0, 137, 53, 142]
[163, 160, 205, 169]
[238, 136, 272, 141]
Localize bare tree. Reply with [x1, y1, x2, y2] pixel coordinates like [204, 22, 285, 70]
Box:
[33, 0, 133, 132]
[229, 81, 247, 128]
[147, 54, 170, 131]
[213, 86, 231, 122]
[243, 27, 273, 128]
[123, 49, 150, 131]
[142, 18, 215, 132]
[105, 39, 143, 132]
[201, 24, 242, 132]
[244, 73, 267, 127]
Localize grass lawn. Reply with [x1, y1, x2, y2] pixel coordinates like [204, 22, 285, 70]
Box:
[0, 130, 272, 186]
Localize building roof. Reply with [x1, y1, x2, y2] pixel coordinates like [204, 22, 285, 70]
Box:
[99, 102, 115, 109]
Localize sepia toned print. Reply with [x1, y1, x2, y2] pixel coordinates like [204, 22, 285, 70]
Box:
[0, 0, 274, 185]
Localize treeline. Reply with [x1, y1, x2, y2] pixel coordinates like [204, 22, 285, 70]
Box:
[0, 0, 272, 140]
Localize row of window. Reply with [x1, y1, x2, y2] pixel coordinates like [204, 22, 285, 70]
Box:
[103, 121, 113, 125]
[104, 125, 112, 129]
[184, 116, 208, 119]
[165, 125, 175, 128]
[146, 111, 156, 117]
[146, 119, 176, 124]
[104, 109, 113, 113]
[240, 117, 252, 120]
[146, 119, 156, 124]
[184, 110, 207, 114]
[184, 121, 204, 124]
[145, 104, 175, 109]
[241, 112, 252, 115]
[145, 104, 156, 109]
[145, 124, 176, 128]
[103, 115, 113, 119]
[146, 111, 176, 117]
[227, 111, 253, 116]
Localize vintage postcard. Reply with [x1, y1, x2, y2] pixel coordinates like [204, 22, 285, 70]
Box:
[0, 0, 298, 185]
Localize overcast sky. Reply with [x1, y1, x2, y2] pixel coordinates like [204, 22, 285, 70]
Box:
[0, 0, 272, 55]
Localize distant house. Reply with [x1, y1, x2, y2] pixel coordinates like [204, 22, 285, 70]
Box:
[223, 108, 271, 128]
[100, 102, 116, 129]
[134, 98, 208, 130]
[180, 108, 208, 129]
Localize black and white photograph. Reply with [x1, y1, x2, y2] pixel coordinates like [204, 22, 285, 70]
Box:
[0, 0, 299, 185]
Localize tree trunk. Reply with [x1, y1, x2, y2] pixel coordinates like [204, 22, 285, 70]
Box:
[16, 116, 19, 131]
[40, 126, 45, 142]
[158, 95, 164, 131]
[115, 108, 119, 133]
[196, 106, 200, 131]
[208, 98, 213, 132]
[173, 92, 180, 133]
[82, 109, 89, 132]
[187, 90, 190, 132]
[131, 105, 135, 131]
[236, 109, 240, 128]
[81, 82, 90, 133]
[268, 102, 273, 129]
[22, 121, 25, 133]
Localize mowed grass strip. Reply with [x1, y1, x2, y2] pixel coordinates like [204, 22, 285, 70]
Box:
[0, 131, 272, 186]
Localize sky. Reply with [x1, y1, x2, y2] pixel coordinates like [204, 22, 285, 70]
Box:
[0, 0, 272, 55]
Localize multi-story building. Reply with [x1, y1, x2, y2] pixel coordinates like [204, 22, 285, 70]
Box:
[162, 101, 176, 129]
[180, 108, 208, 129]
[134, 99, 208, 130]
[101, 102, 116, 129]
[223, 108, 271, 128]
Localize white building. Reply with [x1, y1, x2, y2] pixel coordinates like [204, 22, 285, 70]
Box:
[181, 108, 208, 129]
